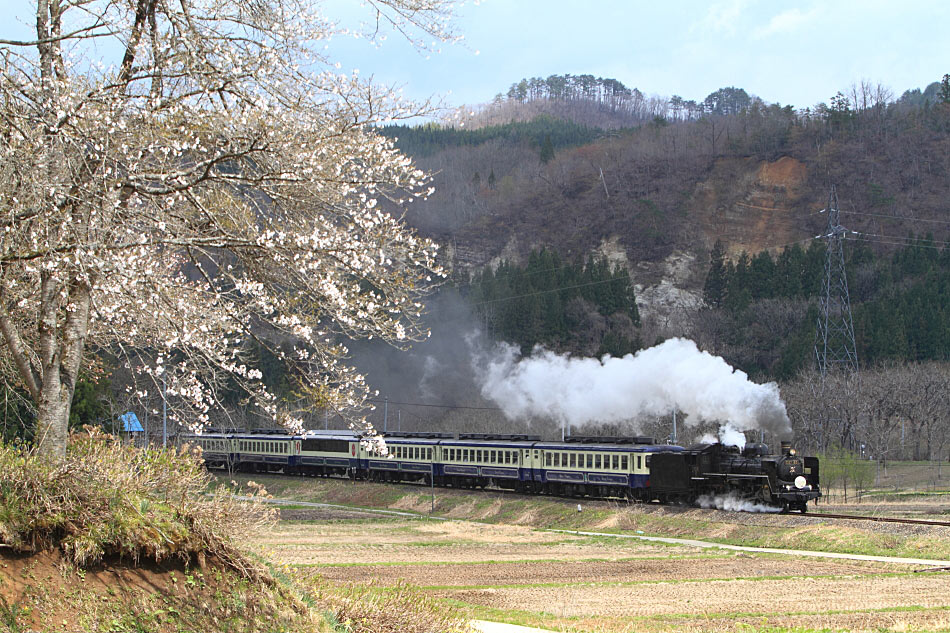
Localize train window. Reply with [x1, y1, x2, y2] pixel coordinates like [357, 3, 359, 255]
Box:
[612, 455, 619, 470]
[545, 453, 552, 467]
[595, 455, 602, 469]
[645, 456, 651, 468]
[621, 455, 628, 470]
[568, 453, 574, 468]
[427, 448, 432, 460]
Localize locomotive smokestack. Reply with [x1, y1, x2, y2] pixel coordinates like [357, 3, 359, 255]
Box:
[780, 441, 792, 455]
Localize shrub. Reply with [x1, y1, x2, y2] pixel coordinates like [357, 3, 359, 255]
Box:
[0, 429, 275, 575]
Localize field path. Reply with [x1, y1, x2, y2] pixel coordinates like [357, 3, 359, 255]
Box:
[549, 528, 950, 566]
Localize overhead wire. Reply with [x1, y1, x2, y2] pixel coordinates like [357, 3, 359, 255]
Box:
[366, 398, 502, 411]
[839, 209, 950, 226]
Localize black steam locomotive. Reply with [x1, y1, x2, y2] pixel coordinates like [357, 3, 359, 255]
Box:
[650, 440, 820, 512]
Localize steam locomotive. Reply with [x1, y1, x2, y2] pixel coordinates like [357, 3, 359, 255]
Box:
[650, 441, 820, 512]
[185, 430, 820, 512]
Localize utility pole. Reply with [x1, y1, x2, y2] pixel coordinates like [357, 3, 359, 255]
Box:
[815, 185, 858, 375]
[383, 397, 388, 433]
[671, 409, 677, 444]
[324, 409, 329, 430]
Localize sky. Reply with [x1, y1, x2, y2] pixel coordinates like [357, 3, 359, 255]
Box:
[3, 0, 947, 114]
[322, 0, 948, 112]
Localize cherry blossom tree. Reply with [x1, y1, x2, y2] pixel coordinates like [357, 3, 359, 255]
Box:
[0, 0, 459, 459]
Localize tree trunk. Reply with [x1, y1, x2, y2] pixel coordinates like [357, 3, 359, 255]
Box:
[35, 371, 70, 459]
[33, 277, 91, 460]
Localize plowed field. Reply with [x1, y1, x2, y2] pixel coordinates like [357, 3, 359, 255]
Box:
[252, 505, 950, 632]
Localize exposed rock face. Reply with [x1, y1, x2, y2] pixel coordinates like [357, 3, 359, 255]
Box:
[634, 251, 705, 337]
[690, 156, 815, 258]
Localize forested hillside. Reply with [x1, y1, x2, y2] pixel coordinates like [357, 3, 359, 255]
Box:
[381, 73, 950, 381]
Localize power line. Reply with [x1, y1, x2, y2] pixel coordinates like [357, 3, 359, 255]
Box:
[367, 398, 502, 411]
[849, 236, 947, 250]
[850, 231, 950, 248]
[839, 209, 950, 226]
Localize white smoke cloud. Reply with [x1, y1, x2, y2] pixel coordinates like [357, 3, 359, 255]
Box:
[697, 493, 781, 513]
[474, 337, 791, 437]
[701, 423, 749, 449]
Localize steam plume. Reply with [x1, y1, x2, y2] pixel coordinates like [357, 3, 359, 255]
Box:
[475, 338, 791, 439]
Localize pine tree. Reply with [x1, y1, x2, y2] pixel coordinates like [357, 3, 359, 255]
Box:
[940, 74, 950, 103]
[703, 240, 728, 308]
[539, 134, 555, 164]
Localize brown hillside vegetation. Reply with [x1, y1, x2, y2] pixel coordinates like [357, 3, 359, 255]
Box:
[407, 100, 950, 286]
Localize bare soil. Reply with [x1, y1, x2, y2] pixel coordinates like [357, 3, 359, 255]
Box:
[439, 574, 950, 618]
[256, 519, 693, 565]
[312, 556, 899, 587]
[0, 549, 228, 632]
[258, 505, 950, 633]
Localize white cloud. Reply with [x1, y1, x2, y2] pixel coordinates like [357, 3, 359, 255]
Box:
[753, 7, 823, 39]
[693, 0, 753, 36]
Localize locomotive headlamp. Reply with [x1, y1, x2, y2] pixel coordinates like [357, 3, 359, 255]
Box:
[794, 476, 807, 489]
[789, 449, 797, 456]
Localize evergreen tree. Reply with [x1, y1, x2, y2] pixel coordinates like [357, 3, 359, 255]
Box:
[539, 134, 555, 163]
[702, 240, 728, 308]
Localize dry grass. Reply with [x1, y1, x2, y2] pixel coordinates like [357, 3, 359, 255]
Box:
[0, 429, 275, 576]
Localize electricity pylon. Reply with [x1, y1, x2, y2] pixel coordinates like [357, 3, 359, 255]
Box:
[815, 185, 858, 375]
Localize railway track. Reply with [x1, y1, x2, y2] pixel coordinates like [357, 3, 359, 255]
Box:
[806, 512, 950, 528]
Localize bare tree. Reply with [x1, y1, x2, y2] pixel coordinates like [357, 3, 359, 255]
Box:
[0, 0, 459, 459]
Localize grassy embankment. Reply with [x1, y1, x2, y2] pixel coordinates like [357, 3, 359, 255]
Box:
[227, 472, 950, 561]
[0, 434, 471, 633]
